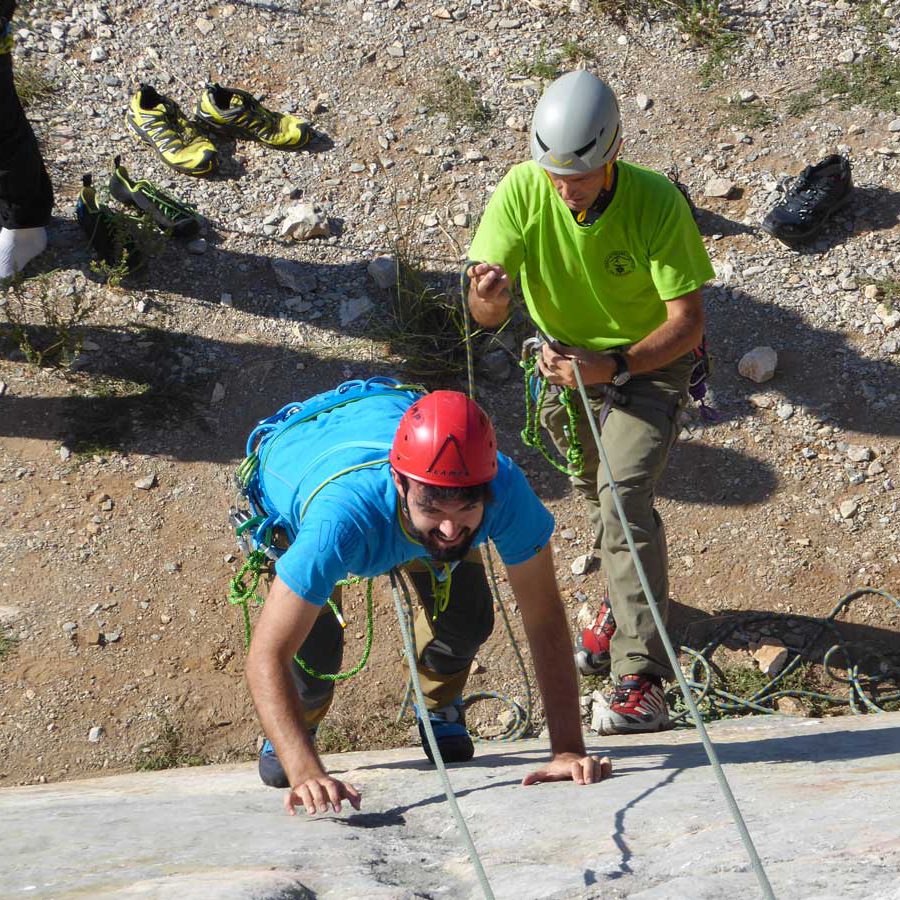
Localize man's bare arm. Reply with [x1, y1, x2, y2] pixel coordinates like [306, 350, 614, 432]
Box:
[506, 544, 612, 784]
[540, 288, 705, 387]
[246, 575, 361, 814]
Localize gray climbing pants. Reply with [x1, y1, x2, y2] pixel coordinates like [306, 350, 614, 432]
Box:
[540, 352, 694, 681]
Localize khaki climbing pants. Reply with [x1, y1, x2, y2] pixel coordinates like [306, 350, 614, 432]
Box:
[290, 550, 495, 730]
[540, 352, 694, 681]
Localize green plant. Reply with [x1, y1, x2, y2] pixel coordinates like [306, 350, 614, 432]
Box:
[421, 72, 491, 128]
[0, 629, 17, 663]
[12, 62, 54, 108]
[785, 89, 818, 118]
[853, 0, 891, 34]
[378, 172, 477, 380]
[719, 99, 775, 129]
[817, 47, 900, 113]
[561, 40, 594, 64]
[513, 41, 561, 80]
[87, 208, 162, 287]
[872, 278, 900, 310]
[1, 272, 91, 367]
[135, 718, 206, 771]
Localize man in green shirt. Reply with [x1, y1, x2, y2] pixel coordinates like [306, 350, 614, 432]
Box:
[466, 70, 714, 734]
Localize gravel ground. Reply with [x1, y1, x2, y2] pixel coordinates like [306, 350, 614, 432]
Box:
[1, 0, 899, 786]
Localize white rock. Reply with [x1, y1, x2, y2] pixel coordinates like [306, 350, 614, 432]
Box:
[875, 304, 900, 330]
[339, 296, 374, 327]
[89, 46, 107, 62]
[59, 445, 72, 461]
[452, 213, 470, 227]
[134, 475, 157, 490]
[280, 203, 331, 241]
[753, 639, 788, 676]
[635, 93, 652, 111]
[367, 256, 396, 290]
[889, 119, 900, 133]
[776, 403, 794, 421]
[704, 178, 735, 199]
[575, 602, 596, 631]
[837, 48, 856, 63]
[88, 726, 104, 743]
[505, 115, 527, 132]
[846, 445, 873, 463]
[571, 554, 591, 576]
[196, 17, 214, 35]
[220, 292, 233, 306]
[839, 499, 859, 519]
[737, 89, 757, 103]
[738, 346, 778, 383]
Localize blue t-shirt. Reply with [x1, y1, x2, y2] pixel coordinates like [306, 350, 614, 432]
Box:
[256, 390, 554, 604]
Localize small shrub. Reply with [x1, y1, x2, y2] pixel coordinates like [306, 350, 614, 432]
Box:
[12, 62, 53, 108]
[0, 629, 17, 663]
[135, 718, 206, 771]
[421, 72, 491, 128]
[785, 89, 818, 118]
[817, 47, 900, 113]
[1, 272, 91, 367]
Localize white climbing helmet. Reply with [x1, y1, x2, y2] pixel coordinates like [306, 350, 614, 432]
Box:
[530, 70, 623, 175]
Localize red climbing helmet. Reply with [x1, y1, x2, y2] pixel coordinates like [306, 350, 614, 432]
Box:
[390, 391, 498, 487]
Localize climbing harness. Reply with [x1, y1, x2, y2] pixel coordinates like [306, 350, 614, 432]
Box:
[229, 377, 424, 682]
[570, 359, 776, 900]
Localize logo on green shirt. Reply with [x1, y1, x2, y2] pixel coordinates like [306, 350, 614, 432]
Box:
[604, 251, 636, 277]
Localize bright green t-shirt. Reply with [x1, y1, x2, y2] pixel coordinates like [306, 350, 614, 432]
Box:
[467, 160, 715, 351]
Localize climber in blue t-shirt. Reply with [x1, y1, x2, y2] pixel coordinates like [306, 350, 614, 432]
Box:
[243, 381, 612, 816]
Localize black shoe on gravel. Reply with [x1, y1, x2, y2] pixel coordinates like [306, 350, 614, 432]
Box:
[761, 154, 852, 246]
[109, 156, 201, 238]
[75, 175, 143, 272]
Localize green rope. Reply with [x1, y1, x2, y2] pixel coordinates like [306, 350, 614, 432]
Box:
[520, 355, 584, 477]
[227, 548, 268, 648]
[294, 579, 376, 682]
[671, 588, 900, 723]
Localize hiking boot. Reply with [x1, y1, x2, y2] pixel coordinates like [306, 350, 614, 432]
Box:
[195, 83, 313, 150]
[574, 595, 616, 677]
[126, 84, 218, 176]
[75, 176, 142, 272]
[109, 156, 201, 238]
[761, 154, 852, 246]
[416, 699, 474, 764]
[594, 674, 671, 735]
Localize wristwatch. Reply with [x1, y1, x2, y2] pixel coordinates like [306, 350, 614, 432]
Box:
[608, 352, 631, 387]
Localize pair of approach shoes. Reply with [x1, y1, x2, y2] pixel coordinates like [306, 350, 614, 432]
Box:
[76, 158, 201, 271]
[127, 83, 313, 176]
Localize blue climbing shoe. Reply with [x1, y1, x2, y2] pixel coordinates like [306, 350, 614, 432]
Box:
[416, 699, 474, 764]
[258, 738, 288, 788]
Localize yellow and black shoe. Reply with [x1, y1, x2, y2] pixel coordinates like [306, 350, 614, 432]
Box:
[195, 83, 312, 150]
[109, 156, 201, 238]
[126, 84, 218, 176]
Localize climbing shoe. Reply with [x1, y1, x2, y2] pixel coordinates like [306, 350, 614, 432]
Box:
[75, 176, 142, 272]
[761, 154, 852, 246]
[258, 738, 289, 788]
[109, 156, 201, 238]
[195, 83, 312, 150]
[574, 595, 616, 677]
[416, 699, 474, 764]
[593, 674, 672, 735]
[126, 84, 218, 176]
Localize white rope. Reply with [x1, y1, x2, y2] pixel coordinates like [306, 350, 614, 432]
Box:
[389, 569, 496, 900]
[571, 360, 776, 900]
